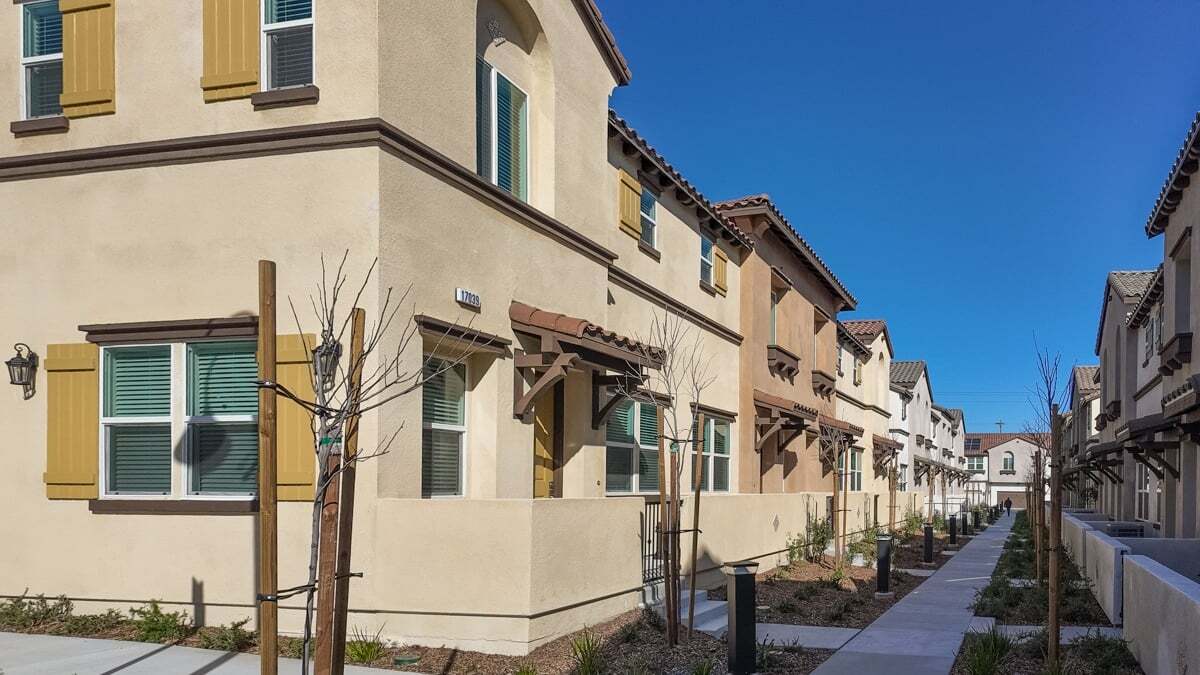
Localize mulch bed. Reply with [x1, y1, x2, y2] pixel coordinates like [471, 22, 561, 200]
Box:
[891, 531, 963, 571]
[708, 555, 923, 628]
[951, 628, 1143, 675]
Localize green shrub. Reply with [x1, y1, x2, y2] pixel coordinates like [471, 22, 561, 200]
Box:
[901, 509, 923, 538]
[128, 601, 189, 643]
[961, 627, 1013, 675]
[278, 636, 304, 658]
[932, 512, 946, 532]
[804, 513, 833, 563]
[1068, 629, 1140, 674]
[0, 593, 73, 629]
[514, 665, 538, 675]
[345, 625, 386, 664]
[56, 609, 126, 636]
[569, 628, 604, 675]
[777, 600, 797, 614]
[197, 618, 255, 652]
[691, 659, 714, 675]
[848, 525, 880, 562]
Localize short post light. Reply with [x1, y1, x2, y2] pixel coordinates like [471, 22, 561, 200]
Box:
[948, 515, 958, 548]
[310, 330, 342, 394]
[875, 532, 894, 599]
[6, 343, 38, 400]
[723, 560, 759, 675]
[922, 522, 934, 566]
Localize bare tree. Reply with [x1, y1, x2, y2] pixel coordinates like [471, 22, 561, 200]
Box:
[819, 423, 855, 564]
[262, 253, 477, 675]
[612, 307, 715, 644]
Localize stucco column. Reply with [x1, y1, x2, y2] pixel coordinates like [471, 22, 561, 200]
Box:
[1180, 442, 1199, 538]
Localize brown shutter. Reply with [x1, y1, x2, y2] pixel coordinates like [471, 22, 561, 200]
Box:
[714, 247, 729, 295]
[276, 334, 316, 501]
[59, 0, 116, 118]
[618, 168, 642, 239]
[44, 343, 100, 499]
[201, 0, 260, 102]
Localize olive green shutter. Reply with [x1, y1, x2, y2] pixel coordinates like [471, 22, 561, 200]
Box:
[618, 169, 642, 239]
[201, 0, 259, 102]
[59, 0, 115, 118]
[714, 247, 729, 295]
[275, 334, 316, 501]
[44, 343, 100, 499]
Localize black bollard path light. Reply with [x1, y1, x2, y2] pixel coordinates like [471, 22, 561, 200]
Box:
[961, 507, 969, 536]
[948, 515, 958, 548]
[922, 523, 934, 565]
[875, 532, 894, 599]
[724, 560, 759, 675]
[973, 509, 981, 530]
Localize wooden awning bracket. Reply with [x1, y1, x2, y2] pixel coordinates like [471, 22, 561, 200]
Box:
[1095, 464, 1123, 484]
[589, 371, 646, 429]
[1131, 452, 1165, 480]
[513, 349, 579, 421]
[1147, 449, 1180, 480]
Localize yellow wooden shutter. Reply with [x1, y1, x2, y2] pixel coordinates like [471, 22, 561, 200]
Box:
[276, 334, 316, 501]
[201, 0, 259, 102]
[618, 168, 642, 239]
[714, 247, 729, 295]
[44, 343, 100, 499]
[59, 0, 116, 118]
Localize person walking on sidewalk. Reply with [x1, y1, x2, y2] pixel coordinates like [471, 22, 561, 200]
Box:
[1004, 497, 1012, 516]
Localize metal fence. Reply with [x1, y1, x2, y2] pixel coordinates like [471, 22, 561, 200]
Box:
[641, 500, 666, 583]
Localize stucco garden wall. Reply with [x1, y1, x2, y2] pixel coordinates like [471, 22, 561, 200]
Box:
[1062, 513, 1094, 573]
[1119, 538, 1200, 582]
[1123, 555, 1200, 675]
[1083, 529, 1130, 625]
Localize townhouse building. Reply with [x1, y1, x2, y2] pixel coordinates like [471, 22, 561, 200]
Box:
[964, 433, 1047, 509]
[1064, 365, 1101, 509]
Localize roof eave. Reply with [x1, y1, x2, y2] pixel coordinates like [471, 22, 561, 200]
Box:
[1145, 111, 1200, 239]
[573, 0, 632, 86]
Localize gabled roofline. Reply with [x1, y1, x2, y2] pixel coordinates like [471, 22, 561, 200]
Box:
[1127, 264, 1165, 328]
[842, 319, 894, 357]
[608, 112, 752, 250]
[1145, 111, 1200, 238]
[573, 0, 632, 86]
[715, 194, 856, 310]
[1094, 271, 1155, 355]
[837, 322, 872, 359]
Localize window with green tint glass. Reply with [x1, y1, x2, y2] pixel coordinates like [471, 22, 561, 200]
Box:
[422, 357, 467, 497]
[21, 1, 62, 119]
[475, 58, 529, 202]
[606, 399, 661, 494]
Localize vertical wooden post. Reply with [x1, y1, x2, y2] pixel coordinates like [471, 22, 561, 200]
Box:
[655, 407, 674, 647]
[1048, 405, 1062, 669]
[330, 308, 366, 675]
[1034, 448, 1043, 583]
[686, 413, 705, 639]
[258, 260, 279, 675]
[314, 424, 342, 670]
[889, 464, 897, 533]
[832, 445, 841, 560]
[668, 450, 681, 646]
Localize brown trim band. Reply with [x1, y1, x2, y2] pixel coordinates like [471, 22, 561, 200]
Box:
[251, 85, 320, 110]
[414, 314, 511, 356]
[691, 401, 737, 421]
[0, 118, 618, 266]
[11, 116, 69, 137]
[80, 316, 258, 345]
[607, 265, 742, 346]
[89, 499, 258, 515]
[1133, 372, 1163, 402]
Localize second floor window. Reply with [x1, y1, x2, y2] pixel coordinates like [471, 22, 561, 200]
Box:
[769, 291, 779, 345]
[899, 463, 908, 491]
[21, 0, 62, 119]
[476, 59, 529, 201]
[700, 236, 714, 285]
[263, 0, 314, 90]
[853, 357, 862, 385]
[1002, 451, 1015, 473]
[967, 456, 984, 473]
[639, 189, 657, 248]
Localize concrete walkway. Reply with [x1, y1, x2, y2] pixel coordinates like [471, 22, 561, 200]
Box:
[813, 512, 1014, 674]
[0, 632, 411, 675]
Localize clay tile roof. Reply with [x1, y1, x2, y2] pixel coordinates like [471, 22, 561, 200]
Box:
[1145, 111, 1200, 238]
[1095, 269, 1158, 354]
[753, 389, 819, 421]
[1127, 264, 1165, 328]
[819, 414, 865, 437]
[1074, 365, 1101, 396]
[889, 360, 927, 391]
[872, 434, 903, 452]
[607, 112, 752, 249]
[836, 322, 871, 359]
[965, 432, 1050, 453]
[843, 319, 894, 356]
[574, 0, 632, 86]
[508, 301, 664, 365]
[714, 194, 855, 309]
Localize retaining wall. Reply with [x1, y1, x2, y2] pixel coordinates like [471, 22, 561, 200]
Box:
[1123, 555, 1200, 675]
[1083, 528, 1130, 625]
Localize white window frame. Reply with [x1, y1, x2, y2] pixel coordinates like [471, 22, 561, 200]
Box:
[98, 341, 258, 501]
[1002, 451, 1015, 473]
[261, 0, 315, 92]
[19, 0, 62, 121]
[639, 187, 657, 249]
[698, 417, 731, 493]
[605, 400, 659, 495]
[1135, 461, 1150, 521]
[422, 356, 469, 499]
[479, 60, 530, 201]
[899, 463, 908, 492]
[700, 235, 714, 285]
[838, 448, 862, 492]
[967, 455, 985, 473]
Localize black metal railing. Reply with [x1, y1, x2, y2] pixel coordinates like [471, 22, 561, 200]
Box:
[641, 500, 665, 583]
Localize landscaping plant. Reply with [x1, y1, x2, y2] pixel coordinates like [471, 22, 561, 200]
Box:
[0, 592, 72, 629]
[128, 601, 189, 643]
[961, 626, 1014, 675]
[804, 512, 833, 563]
[345, 624, 387, 664]
[569, 628, 604, 675]
[197, 618, 255, 652]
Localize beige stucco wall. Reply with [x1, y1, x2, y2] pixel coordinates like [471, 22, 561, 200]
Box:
[835, 332, 894, 529]
[1123, 554, 1200, 675]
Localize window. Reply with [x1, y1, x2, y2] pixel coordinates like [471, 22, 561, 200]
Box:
[422, 357, 467, 497]
[769, 291, 779, 345]
[639, 189, 657, 248]
[1155, 307, 1164, 354]
[838, 449, 862, 492]
[836, 343, 844, 375]
[476, 58, 529, 201]
[21, 0, 62, 119]
[700, 235, 714, 285]
[899, 463, 908, 491]
[901, 399, 907, 421]
[605, 399, 660, 494]
[1002, 451, 1015, 473]
[262, 0, 314, 90]
[1135, 462, 1150, 521]
[853, 357, 862, 385]
[1145, 318, 1155, 363]
[967, 456, 985, 473]
[697, 417, 731, 492]
[101, 341, 258, 497]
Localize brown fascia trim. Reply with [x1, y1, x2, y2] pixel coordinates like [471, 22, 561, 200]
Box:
[251, 85, 320, 110]
[833, 389, 890, 418]
[690, 401, 738, 421]
[89, 499, 258, 515]
[414, 314, 511, 356]
[11, 116, 69, 137]
[570, 0, 632, 86]
[607, 265, 743, 346]
[1145, 111, 1200, 238]
[80, 316, 258, 345]
[0, 118, 618, 267]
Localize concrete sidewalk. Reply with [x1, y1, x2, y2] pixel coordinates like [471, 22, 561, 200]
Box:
[813, 512, 1014, 675]
[0, 632, 413, 675]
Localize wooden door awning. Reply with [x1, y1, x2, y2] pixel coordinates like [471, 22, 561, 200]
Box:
[1085, 440, 1122, 461]
[753, 389, 817, 451]
[872, 434, 902, 469]
[414, 314, 512, 356]
[510, 301, 664, 420]
[1163, 374, 1200, 419]
[819, 414, 864, 438]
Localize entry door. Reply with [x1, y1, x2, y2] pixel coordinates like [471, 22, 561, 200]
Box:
[532, 386, 557, 498]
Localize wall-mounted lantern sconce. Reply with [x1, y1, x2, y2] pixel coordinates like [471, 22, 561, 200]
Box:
[6, 343, 38, 400]
[311, 330, 342, 394]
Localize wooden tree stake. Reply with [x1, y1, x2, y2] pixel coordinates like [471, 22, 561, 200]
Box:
[330, 308, 366, 675]
[258, 260, 279, 675]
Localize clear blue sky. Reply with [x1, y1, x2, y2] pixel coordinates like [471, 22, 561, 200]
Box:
[601, 0, 1198, 432]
